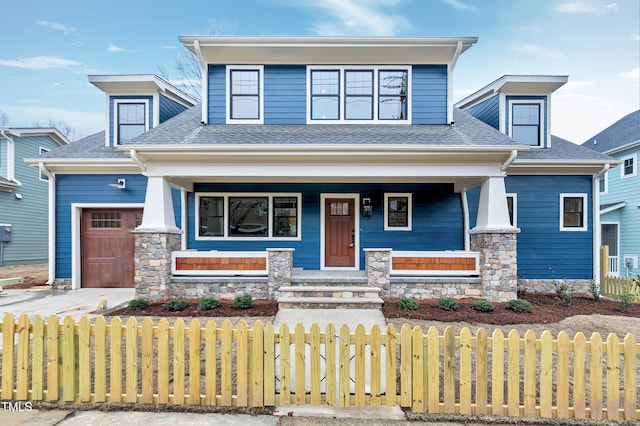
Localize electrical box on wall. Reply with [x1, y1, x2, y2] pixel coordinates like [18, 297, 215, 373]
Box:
[623, 255, 638, 269]
[0, 225, 11, 242]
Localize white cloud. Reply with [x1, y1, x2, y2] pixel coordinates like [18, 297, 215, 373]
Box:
[632, 33, 640, 41]
[555, 1, 618, 13]
[107, 43, 125, 52]
[620, 67, 640, 80]
[511, 44, 563, 58]
[442, 0, 477, 12]
[300, 0, 411, 36]
[36, 20, 76, 35]
[0, 56, 82, 70]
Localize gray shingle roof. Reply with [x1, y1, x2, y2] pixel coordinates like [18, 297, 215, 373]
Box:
[517, 135, 612, 161]
[37, 131, 129, 159]
[581, 110, 640, 153]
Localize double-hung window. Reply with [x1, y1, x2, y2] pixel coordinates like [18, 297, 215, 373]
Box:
[560, 193, 587, 231]
[116, 101, 148, 144]
[308, 66, 410, 123]
[384, 193, 412, 231]
[509, 101, 542, 147]
[620, 154, 637, 179]
[197, 193, 301, 240]
[227, 66, 263, 123]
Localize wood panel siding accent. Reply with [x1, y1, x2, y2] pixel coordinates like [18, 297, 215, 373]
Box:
[391, 251, 479, 276]
[172, 251, 268, 276]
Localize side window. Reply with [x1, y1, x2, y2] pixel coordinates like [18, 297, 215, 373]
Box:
[227, 66, 263, 123]
[560, 194, 587, 231]
[39, 147, 50, 181]
[384, 193, 412, 231]
[116, 102, 147, 144]
[510, 102, 542, 147]
[620, 154, 637, 179]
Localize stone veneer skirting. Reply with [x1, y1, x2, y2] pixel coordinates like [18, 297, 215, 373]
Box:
[134, 230, 181, 301]
[518, 278, 593, 296]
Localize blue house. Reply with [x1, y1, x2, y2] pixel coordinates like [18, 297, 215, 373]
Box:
[1, 128, 69, 265]
[582, 110, 640, 278]
[29, 37, 613, 304]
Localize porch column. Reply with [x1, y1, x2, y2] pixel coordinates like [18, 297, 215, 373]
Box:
[475, 176, 513, 232]
[138, 176, 179, 232]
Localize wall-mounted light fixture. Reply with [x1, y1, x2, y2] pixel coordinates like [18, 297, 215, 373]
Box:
[108, 178, 126, 189]
[362, 197, 372, 217]
[14, 193, 22, 200]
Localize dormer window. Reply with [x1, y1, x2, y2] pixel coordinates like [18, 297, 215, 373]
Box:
[307, 66, 410, 123]
[115, 101, 148, 144]
[227, 66, 264, 124]
[509, 101, 543, 147]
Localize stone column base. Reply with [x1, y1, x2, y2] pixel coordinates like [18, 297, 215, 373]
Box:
[365, 248, 392, 299]
[133, 230, 181, 302]
[267, 248, 294, 299]
[470, 229, 518, 302]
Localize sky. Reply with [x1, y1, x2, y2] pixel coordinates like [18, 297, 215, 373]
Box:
[0, 0, 638, 143]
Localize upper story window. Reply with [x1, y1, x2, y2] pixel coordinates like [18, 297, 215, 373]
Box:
[599, 172, 608, 194]
[509, 101, 542, 147]
[620, 153, 637, 179]
[227, 66, 264, 124]
[38, 147, 50, 181]
[115, 100, 148, 144]
[560, 193, 587, 232]
[308, 66, 410, 123]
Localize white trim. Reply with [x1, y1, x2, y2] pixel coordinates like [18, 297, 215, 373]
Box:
[559, 193, 588, 232]
[38, 146, 50, 181]
[195, 192, 302, 241]
[384, 193, 412, 231]
[507, 99, 544, 148]
[306, 65, 412, 124]
[506, 193, 517, 227]
[600, 201, 626, 215]
[113, 99, 150, 145]
[461, 192, 470, 251]
[620, 153, 637, 179]
[320, 193, 360, 270]
[71, 203, 144, 290]
[226, 65, 264, 124]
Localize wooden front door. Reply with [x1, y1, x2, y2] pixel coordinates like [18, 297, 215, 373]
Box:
[81, 209, 142, 288]
[324, 198, 356, 267]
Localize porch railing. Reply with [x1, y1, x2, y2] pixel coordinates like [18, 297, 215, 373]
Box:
[609, 255, 619, 276]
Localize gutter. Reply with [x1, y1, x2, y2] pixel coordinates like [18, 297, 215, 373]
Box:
[38, 162, 56, 285]
[500, 149, 518, 172]
[129, 149, 147, 171]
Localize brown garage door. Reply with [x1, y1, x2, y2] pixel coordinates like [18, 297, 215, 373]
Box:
[81, 209, 142, 288]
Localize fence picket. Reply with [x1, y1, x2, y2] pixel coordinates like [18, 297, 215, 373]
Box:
[539, 331, 553, 418]
[475, 328, 487, 415]
[2, 313, 15, 400]
[16, 314, 30, 400]
[523, 330, 536, 417]
[355, 324, 366, 406]
[590, 332, 603, 419]
[157, 318, 170, 404]
[237, 320, 249, 407]
[46, 315, 59, 401]
[339, 324, 351, 407]
[220, 319, 232, 406]
[94, 316, 107, 403]
[293, 323, 305, 406]
[370, 324, 381, 407]
[141, 317, 154, 404]
[400, 324, 412, 407]
[411, 326, 424, 413]
[252, 320, 265, 408]
[125, 317, 138, 403]
[606, 333, 620, 420]
[427, 326, 439, 413]
[507, 330, 520, 417]
[31, 315, 45, 401]
[62, 316, 75, 402]
[443, 327, 456, 413]
[108, 317, 123, 402]
[264, 322, 275, 406]
[278, 323, 290, 405]
[557, 331, 570, 418]
[325, 323, 336, 406]
[78, 316, 91, 402]
[384, 324, 397, 407]
[309, 323, 321, 406]
[459, 327, 472, 415]
[573, 332, 586, 419]
[623, 334, 637, 421]
[188, 319, 201, 405]
[173, 318, 185, 405]
[204, 320, 217, 406]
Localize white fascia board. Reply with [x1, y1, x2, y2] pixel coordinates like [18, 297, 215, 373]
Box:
[3, 128, 71, 146]
[604, 140, 640, 156]
[89, 74, 197, 106]
[600, 202, 626, 215]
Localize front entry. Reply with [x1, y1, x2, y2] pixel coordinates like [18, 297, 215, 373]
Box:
[81, 208, 142, 288]
[324, 197, 356, 268]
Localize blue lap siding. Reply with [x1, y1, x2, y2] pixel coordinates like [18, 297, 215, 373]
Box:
[468, 175, 594, 279]
[464, 94, 499, 130]
[411, 65, 448, 124]
[54, 174, 181, 278]
[264, 66, 306, 124]
[159, 94, 189, 123]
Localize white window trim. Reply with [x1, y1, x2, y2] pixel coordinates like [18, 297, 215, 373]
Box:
[559, 193, 588, 232]
[114, 99, 150, 145]
[226, 65, 264, 124]
[599, 171, 608, 195]
[38, 146, 50, 181]
[620, 153, 637, 179]
[508, 99, 544, 148]
[195, 192, 301, 241]
[384, 193, 412, 231]
[506, 193, 517, 227]
[306, 65, 412, 124]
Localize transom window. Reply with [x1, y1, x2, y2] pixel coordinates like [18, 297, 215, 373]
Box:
[560, 194, 587, 231]
[620, 154, 637, 179]
[227, 66, 264, 124]
[308, 66, 410, 123]
[510, 102, 542, 147]
[384, 193, 412, 231]
[197, 193, 301, 240]
[116, 102, 147, 144]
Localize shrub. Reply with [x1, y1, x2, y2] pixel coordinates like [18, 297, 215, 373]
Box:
[588, 280, 601, 300]
[550, 268, 574, 306]
[472, 300, 494, 313]
[165, 300, 189, 312]
[233, 295, 253, 309]
[436, 297, 458, 311]
[614, 288, 638, 311]
[197, 297, 220, 310]
[507, 299, 532, 313]
[516, 276, 527, 298]
[397, 297, 419, 311]
[126, 299, 148, 311]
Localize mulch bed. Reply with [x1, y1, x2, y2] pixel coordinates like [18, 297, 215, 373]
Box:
[106, 293, 640, 325]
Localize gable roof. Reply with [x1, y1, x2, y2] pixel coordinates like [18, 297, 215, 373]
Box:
[581, 110, 640, 154]
[36, 131, 128, 160]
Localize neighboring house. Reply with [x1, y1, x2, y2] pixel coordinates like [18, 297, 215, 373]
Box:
[27, 37, 613, 303]
[0, 128, 70, 265]
[581, 110, 640, 278]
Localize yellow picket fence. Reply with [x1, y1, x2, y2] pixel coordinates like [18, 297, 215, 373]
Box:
[600, 246, 640, 301]
[0, 313, 639, 421]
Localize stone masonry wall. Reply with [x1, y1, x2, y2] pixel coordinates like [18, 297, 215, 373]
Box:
[365, 249, 391, 299]
[167, 278, 270, 300]
[470, 230, 518, 302]
[267, 248, 294, 299]
[134, 231, 181, 301]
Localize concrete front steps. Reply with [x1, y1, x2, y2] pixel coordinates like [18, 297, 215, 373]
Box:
[278, 270, 383, 309]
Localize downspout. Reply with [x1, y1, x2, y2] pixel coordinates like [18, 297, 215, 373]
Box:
[129, 149, 147, 171]
[38, 162, 56, 285]
[446, 41, 463, 125]
[0, 130, 22, 186]
[461, 191, 470, 251]
[501, 149, 518, 172]
[193, 40, 208, 124]
[593, 163, 610, 287]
